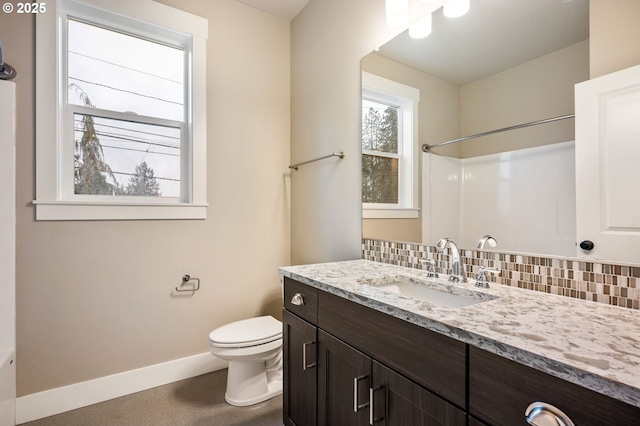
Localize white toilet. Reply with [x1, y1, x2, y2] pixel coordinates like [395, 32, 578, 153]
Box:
[209, 315, 283, 406]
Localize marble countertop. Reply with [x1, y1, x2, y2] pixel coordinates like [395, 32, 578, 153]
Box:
[279, 259, 640, 408]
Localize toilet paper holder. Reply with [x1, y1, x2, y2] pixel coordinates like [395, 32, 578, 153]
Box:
[175, 275, 200, 292]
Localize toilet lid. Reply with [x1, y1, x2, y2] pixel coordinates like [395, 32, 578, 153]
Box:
[209, 315, 282, 347]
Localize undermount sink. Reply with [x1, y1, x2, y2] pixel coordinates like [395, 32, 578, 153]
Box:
[360, 275, 499, 308]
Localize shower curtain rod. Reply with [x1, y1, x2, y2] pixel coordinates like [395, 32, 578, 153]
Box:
[421, 113, 575, 153]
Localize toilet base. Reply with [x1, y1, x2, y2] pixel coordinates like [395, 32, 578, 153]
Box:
[224, 359, 283, 406]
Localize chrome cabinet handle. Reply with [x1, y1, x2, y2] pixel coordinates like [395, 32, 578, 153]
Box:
[525, 402, 575, 426]
[353, 375, 370, 412]
[302, 341, 316, 370]
[291, 293, 305, 306]
[369, 386, 385, 425]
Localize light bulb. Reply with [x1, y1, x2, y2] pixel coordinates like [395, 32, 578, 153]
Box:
[443, 0, 470, 18]
[385, 0, 409, 28]
[409, 13, 432, 39]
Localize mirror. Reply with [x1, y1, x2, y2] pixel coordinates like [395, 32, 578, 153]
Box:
[361, 0, 589, 257]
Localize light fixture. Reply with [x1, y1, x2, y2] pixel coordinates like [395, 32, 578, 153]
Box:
[385, 0, 409, 28]
[409, 13, 432, 39]
[443, 0, 470, 18]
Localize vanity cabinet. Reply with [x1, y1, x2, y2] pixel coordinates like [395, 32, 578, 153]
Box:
[469, 346, 640, 426]
[283, 277, 466, 425]
[317, 289, 466, 407]
[283, 277, 640, 426]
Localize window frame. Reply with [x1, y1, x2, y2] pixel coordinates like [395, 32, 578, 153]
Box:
[35, 0, 208, 220]
[361, 72, 420, 219]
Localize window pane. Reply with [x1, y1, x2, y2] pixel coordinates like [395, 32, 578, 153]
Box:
[362, 154, 398, 203]
[67, 19, 184, 121]
[74, 114, 181, 197]
[362, 99, 398, 154]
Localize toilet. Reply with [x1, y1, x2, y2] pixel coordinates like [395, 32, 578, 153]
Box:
[209, 315, 283, 406]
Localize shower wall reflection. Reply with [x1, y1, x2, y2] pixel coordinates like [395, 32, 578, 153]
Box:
[424, 141, 576, 256]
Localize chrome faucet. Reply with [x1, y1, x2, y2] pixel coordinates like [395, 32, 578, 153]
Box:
[436, 238, 468, 283]
[477, 235, 497, 250]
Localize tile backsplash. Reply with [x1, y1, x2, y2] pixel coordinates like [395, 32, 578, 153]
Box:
[362, 238, 639, 310]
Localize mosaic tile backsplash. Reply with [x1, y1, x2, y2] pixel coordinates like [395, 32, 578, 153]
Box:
[362, 238, 640, 310]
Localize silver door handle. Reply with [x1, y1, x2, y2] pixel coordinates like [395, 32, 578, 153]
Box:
[353, 375, 370, 412]
[369, 385, 385, 425]
[291, 293, 305, 306]
[302, 341, 316, 370]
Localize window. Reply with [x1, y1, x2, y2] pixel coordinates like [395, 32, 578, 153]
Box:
[362, 72, 420, 219]
[35, 0, 208, 220]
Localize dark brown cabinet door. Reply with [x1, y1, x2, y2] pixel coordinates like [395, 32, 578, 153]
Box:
[283, 309, 317, 426]
[372, 361, 466, 426]
[469, 346, 640, 426]
[318, 330, 371, 426]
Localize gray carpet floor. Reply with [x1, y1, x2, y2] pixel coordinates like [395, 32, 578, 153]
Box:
[21, 369, 283, 426]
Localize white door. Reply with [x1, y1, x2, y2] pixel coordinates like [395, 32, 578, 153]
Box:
[575, 64, 640, 263]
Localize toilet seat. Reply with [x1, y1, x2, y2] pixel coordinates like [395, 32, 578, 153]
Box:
[209, 315, 282, 348]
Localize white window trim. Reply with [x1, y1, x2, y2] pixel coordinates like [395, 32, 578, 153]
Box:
[35, 0, 208, 220]
[362, 72, 420, 219]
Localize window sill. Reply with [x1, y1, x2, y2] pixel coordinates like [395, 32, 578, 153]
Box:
[362, 208, 419, 219]
[33, 201, 208, 221]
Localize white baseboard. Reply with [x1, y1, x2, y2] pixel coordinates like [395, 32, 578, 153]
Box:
[16, 353, 227, 424]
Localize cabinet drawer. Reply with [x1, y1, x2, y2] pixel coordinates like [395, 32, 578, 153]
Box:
[318, 290, 467, 408]
[284, 277, 318, 324]
[469, 346, 640, 426]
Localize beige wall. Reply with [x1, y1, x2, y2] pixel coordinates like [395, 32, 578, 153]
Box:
[362, 218, 421, 243]
[3, 0, 290, 396]
[459, 40, 590, 158]
[590, 0, 640, 78]
[290, 0, 399, 264]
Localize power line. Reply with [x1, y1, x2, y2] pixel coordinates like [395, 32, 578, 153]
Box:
[101, 143, 180, 157]
[111, 170, 180, 182]
[69, 76, 183, 106]
[69, 50, 183, 85]
[75, 126, 181, 150]
[74, 118, 180, 141]
[94, 131, 180, 149]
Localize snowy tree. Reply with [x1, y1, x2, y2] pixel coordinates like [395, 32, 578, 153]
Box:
[72, 84, 119, 195]
[125, 161, 161, 196]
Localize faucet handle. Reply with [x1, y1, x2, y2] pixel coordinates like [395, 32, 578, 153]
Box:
[476, 266, 500, 288]
[419, 258, 439, 278]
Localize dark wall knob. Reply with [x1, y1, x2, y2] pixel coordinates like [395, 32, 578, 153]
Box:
[579, 240, 595, 251]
